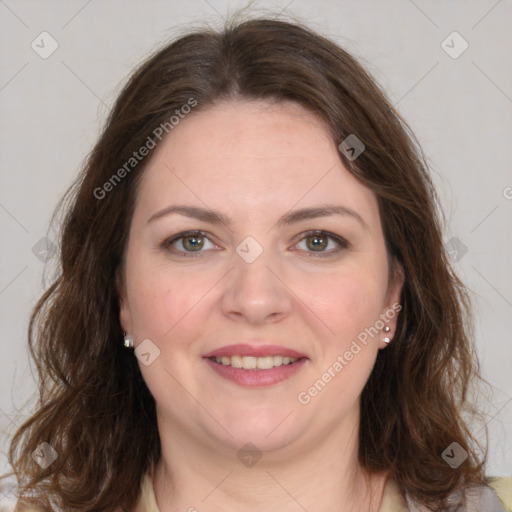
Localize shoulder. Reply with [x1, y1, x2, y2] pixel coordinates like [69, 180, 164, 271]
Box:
[13, 473, 155, 512]
[132, 471, 160, 512]
[487, 476, 512, 511]
[380, 476, 512, 512]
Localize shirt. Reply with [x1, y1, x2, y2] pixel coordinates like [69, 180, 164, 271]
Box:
[134, 473, 512, 511]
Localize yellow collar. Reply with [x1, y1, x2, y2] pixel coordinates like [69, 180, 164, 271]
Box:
[135, 473, 512, 511]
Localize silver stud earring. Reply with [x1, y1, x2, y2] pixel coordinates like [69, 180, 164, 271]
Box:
[123, 333, 134, 348]
[382, 325, 391, 344]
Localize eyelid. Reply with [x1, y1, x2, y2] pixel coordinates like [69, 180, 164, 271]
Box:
[163, 229, 349, 257]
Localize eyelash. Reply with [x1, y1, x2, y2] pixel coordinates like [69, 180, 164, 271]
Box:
[163, 230, 349, 258]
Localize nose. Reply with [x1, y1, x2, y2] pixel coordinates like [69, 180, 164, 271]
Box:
[220, 249, 293, 325]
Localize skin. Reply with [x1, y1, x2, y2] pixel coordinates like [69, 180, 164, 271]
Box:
[119, 99, 404, 512]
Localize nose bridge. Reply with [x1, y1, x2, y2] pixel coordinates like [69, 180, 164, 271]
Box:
[233, 235, 281, 295]
[221, 235, 292, 322]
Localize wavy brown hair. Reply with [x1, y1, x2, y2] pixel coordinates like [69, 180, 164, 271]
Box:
[8, 14, 488, 512]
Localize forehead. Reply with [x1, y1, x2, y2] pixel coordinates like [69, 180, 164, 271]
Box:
[151, 99, 334, 165]
[133, 100, 380, 230]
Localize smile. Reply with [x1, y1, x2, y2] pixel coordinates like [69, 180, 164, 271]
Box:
[205, 356, 307, 387]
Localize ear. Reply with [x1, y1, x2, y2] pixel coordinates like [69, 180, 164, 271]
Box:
[380, 261, 405, 347]
[119, 296, 133, 334]
[116, 268, 133, 334]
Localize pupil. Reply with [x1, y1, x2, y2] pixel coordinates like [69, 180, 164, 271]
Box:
[184, 235, 203, 251]
[309, 235, 326, 251]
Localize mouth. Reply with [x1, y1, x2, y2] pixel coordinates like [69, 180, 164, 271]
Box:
[203, 343, 309, 387]
[203, 348, 308, 387]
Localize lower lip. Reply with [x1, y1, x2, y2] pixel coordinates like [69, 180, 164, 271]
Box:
[204, 358, 308, 387]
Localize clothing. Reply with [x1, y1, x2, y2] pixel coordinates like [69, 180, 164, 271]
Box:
[134, 473, 512, 511]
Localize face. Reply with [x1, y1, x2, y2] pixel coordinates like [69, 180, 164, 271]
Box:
[119, 99, 403, 456]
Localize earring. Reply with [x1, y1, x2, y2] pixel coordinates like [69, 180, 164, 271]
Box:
[382, 325, 391, 344]
[123, 333, 134, 348]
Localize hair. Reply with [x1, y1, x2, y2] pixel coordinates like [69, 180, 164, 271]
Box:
[7, 13, 489, 512]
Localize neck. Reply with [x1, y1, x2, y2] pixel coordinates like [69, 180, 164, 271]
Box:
[152, 413, 387, 512]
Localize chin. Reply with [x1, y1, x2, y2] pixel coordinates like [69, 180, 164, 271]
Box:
[217, 408, 302, 451]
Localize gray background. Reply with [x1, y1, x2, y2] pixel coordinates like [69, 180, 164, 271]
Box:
[1, 0, 511, 499]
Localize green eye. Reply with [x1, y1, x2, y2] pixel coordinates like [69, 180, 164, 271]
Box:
[166, 231, 212, 254]
[295, 230, 349, 257]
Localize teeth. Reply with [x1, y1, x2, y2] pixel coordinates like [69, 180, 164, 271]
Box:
[257, 356, 274, 370]
[231, 355, 242, 368]
[212, 355, 299, 369]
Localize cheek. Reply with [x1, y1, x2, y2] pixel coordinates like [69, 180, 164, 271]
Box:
[125, 251, 216, 342]
[309, 274, 384, 396]
[304, 266, 387, 344]
[124, 249, 176, 337]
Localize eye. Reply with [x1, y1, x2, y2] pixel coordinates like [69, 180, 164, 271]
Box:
[294, 230, 349, 257]
[164, 230, 218, 256]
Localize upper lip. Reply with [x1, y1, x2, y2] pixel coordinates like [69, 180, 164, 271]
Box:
[203, 344, 308, 359]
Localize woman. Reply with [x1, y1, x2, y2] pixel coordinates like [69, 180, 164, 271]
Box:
[7, 15, 511, 512]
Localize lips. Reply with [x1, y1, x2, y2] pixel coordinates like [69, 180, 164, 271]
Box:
[203, 344, 308, 359]
[203, 343, 309, 387]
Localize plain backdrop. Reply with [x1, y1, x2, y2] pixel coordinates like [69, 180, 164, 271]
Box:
[1, 0, 511, 489]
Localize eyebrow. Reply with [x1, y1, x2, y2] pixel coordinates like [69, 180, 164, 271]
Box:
[147, 204, 368, 231]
